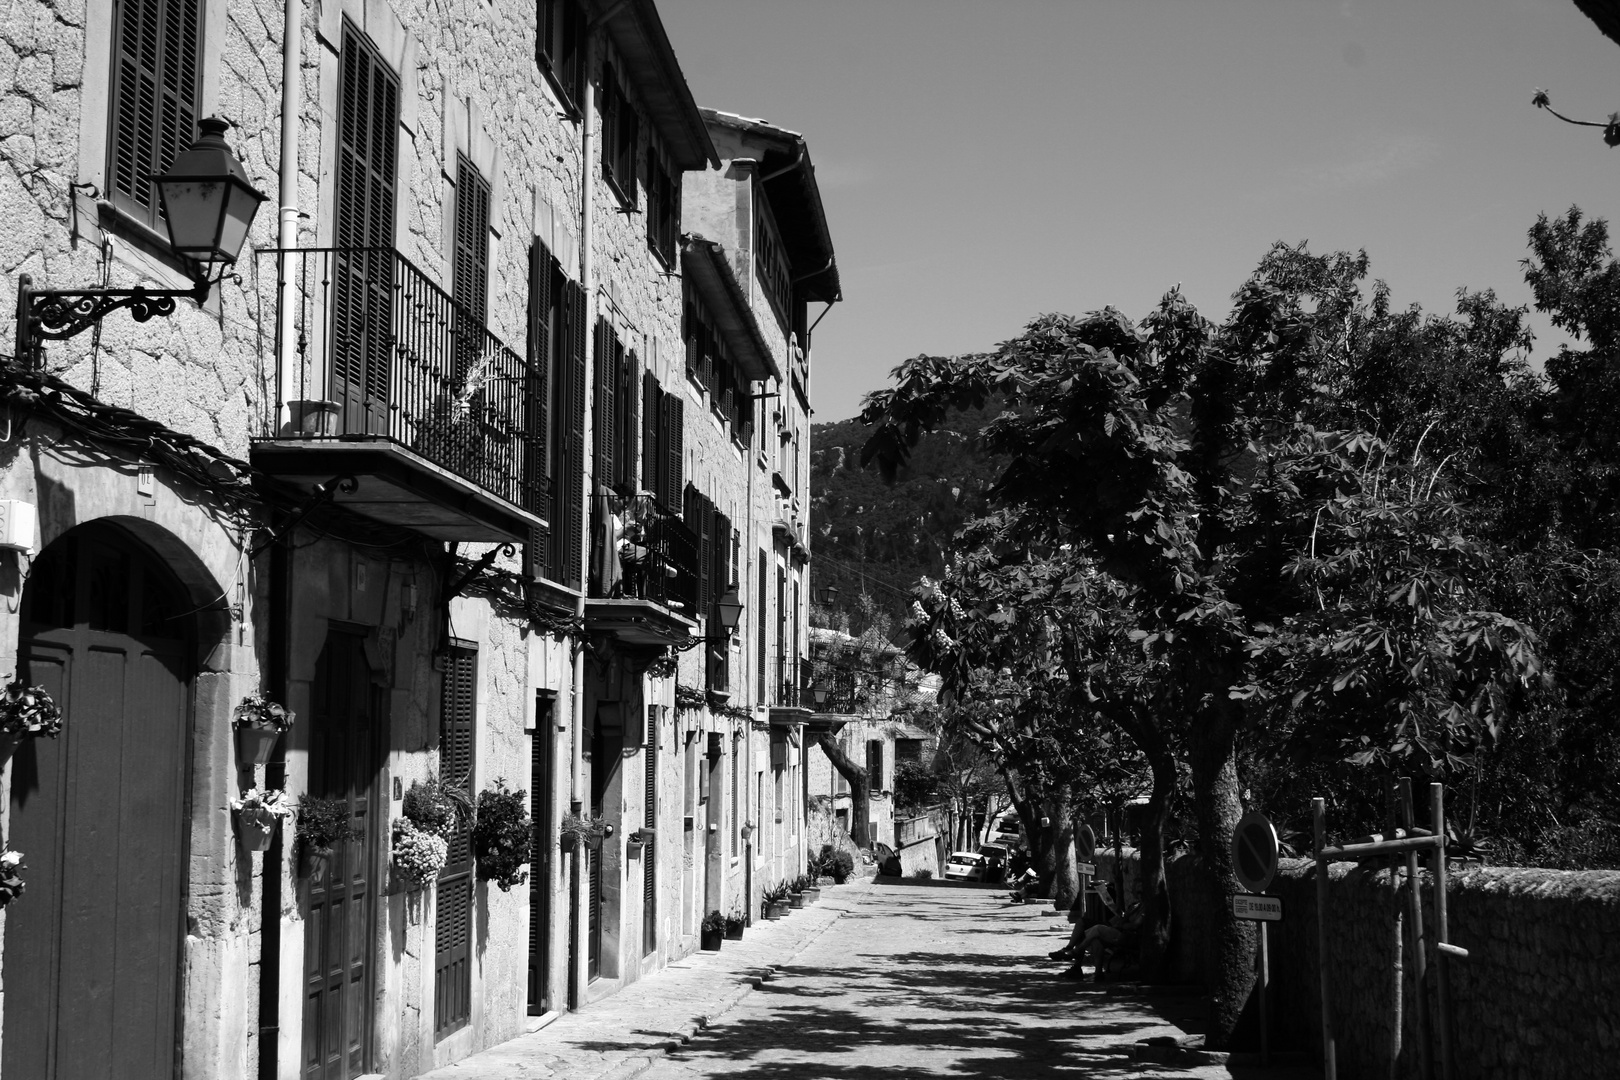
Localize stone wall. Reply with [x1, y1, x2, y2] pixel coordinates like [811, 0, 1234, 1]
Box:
[1130, 851, 1620, 1078]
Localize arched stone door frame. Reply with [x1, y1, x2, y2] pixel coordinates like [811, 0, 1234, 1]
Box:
[2, 510, 238, 1080]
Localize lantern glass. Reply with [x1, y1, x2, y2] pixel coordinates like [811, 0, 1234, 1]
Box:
[153, 117, 266, 273]
[716, 587, 744, 631]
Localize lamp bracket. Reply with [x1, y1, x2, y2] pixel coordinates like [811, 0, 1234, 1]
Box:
[15, 271, 216, 369]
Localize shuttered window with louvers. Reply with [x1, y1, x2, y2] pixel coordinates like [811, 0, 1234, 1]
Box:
[756, 555, 768, 702]
[642, 371, 660, 507]
[524, 241, 555, 576]
[435, 644, 476, 1038]
[663, 391, 684, 509]
[642, 705, 657, 957]
[560, 281, 588, 587]
[453, 156, 491, 325]
[332, 25, 399, 435]
[622, 349, 639, 493]
[593, 319, 617, 493]
[108, 0, 202, 233]
[730, 737, 740, 858]
[527, 693, 555, 1014]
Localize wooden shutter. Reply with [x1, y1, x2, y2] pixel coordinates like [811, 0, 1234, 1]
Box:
[756, 555, 768, 701]
[642, 371, 660, 506]
[109, 0, 202, 230]
[622, 349, 639, 492]
[564, 282, 588, 588]
[730, 742, 739, 857]
[453, 156, 491, 324]
[642, 705, 657, 956]
[332, 26, 399, 432]
[436, 644, 476, 1038]
[525, 242, 554, 574]
[593, 320, 616, 493]
[663, 390, 684, 508]
[601, 63, 619, 189]
[697, 495, 712, 618]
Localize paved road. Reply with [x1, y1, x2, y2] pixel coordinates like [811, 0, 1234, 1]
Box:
[641, 880, 1316, 1080]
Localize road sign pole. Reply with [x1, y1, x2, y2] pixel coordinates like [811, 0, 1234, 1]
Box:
[1314, 797, 1336, 1080]
[1260, 920, 1270, 1068]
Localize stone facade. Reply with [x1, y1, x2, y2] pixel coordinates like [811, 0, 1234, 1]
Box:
[0, 0, 840, 1077]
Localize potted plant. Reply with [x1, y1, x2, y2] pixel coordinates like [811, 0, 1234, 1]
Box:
[0, 675, 63, 758]
[294, 795, 360, 877]
[761, 885, 782, 920]
[391, 818, 448, 890]
[829, 849, 854, 885]
[802, 873, 821, 905]
[233, 787, 292, 852]
[724, 906, 745, 940]
[558, 809, 610, 850]
[233, 691, 294, 767]
[787, 875, 806, 909]
[700, 910, 725, 952]
[766, 882, 791, 918]
[0, 842, 24, 909]
[402, 776, 472, 839]
[473, 780, 533, 891]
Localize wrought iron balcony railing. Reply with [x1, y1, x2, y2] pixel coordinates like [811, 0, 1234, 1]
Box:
[590, 491, 699, 617]
[259, 247, 546, 515]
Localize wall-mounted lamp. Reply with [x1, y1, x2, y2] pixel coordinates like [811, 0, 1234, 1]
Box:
[715, 585, 744, 636]
[15, 117, 267, 367]
[820, 584, 839, 606]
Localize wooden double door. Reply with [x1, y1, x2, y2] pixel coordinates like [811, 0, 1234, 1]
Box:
[4, 523, 193, 1080]
[303, 630, 380, 1080]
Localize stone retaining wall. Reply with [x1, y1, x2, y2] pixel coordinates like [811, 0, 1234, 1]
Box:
[1129, 852, 1620, 1078]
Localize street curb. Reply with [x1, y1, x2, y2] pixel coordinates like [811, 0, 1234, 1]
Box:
[597, 890, 863, 1080]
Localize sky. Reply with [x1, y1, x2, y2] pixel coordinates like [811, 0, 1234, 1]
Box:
[660, 0, 1620, 423]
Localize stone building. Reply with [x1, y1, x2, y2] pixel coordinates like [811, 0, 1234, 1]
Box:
[0, 0, 837, 1078]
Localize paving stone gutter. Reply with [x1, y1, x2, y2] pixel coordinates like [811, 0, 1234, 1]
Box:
[415, 879, 873, 1080]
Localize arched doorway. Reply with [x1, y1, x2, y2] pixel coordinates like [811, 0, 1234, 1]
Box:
[4, 521, 197, 1080]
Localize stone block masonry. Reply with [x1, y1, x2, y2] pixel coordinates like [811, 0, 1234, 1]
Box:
[1143, 852, 1620, 1079]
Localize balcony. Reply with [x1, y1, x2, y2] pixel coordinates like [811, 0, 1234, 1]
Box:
[771, 652, 810, 723]
[251, 248, 546, 542]
[585, 492, 699, 647]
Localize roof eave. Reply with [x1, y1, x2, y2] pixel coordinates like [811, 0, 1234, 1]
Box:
[593, 0, 719, 171]
[681, 235, 781, 384]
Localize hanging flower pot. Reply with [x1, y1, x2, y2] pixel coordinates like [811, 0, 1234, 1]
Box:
[233, 787, 292, 853]
[0, 845, 25, 909]
[0, 677, 63, 762]
[233, 692, 294, 767]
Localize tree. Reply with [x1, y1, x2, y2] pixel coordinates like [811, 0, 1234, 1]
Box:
[862, 252, 1541, 1046]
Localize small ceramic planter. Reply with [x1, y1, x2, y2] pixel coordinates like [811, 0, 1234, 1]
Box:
[700, 927, 724, 952]
[237, 813, 279, 852]
[236, 722, 282, 767]
[788, 892, 805, 909]
[772, 900, 790, 918]
[803, 886, 821, 904]
[763, 903, 781, 921]
[725, 922, 744, 941]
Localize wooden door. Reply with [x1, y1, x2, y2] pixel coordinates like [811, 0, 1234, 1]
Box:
[302, 631, 378, 1080]
[434, 644, 475, 1039]
[4, 524, 192, 1080]
[527, 693, 554, 1014]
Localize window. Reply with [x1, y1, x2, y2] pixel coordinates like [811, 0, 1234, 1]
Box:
[600, 63, 638, 206]
[866, 740, 883, 791]
[730, 738, 740, 857]
[647, 146, 679, 266]
[537, 0, 583, 115]
[896, 738, 923, 764]
[642, 373, 685, 512]
[592, 321, 638, 494]
[755, 196, 792, 331]
[108, 0, 203, 234]
[452, 156, 491, 387]
[436, 644, 477, 1038]
[545, 273, 588, 589]
[524, 241, 559, 575]
[681, 288, 752, 446]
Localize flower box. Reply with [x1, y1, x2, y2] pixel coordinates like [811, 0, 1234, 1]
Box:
[232, 787, 292, 854]
[237, 813, 279, 852]
[236, 723, 282, 767]
[700, 926, 724, 952]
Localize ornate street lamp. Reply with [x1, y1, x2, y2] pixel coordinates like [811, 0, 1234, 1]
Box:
[715, 585, 744, 636]
[14, 117, 267, 367]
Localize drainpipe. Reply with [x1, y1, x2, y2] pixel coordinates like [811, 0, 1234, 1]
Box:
[274, 0, 302, 433]
[259, 2, 301, 1075]
[567, 18, 600, 1012]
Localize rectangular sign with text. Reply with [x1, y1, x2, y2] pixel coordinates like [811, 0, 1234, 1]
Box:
[1232, 894, 1283, 921]
[1075, 863, 1095, 877]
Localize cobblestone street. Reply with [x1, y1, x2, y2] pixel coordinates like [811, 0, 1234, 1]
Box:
[639, 881, 1317, 1080]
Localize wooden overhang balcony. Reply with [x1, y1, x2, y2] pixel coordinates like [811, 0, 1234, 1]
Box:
[586, 491, 700, 647]
[251, 247, 546, 543]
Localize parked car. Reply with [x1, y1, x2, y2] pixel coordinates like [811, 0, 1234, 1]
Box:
[943, 851, 988, 881]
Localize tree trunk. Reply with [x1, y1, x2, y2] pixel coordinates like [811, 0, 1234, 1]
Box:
[1032, 788, 1078, 908]
[816, 732, 871, 848]
[1188, 709, 1254, 1051]
[1120, 712, 1178, 984]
